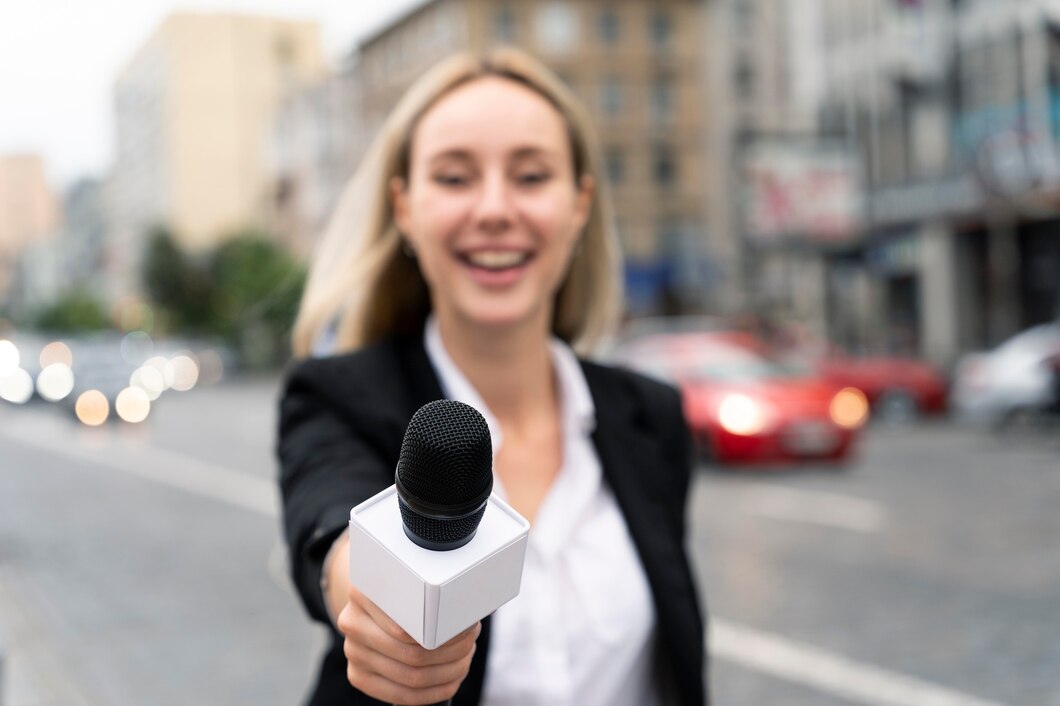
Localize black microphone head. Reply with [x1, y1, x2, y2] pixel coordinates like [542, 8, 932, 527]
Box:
[396, 399, 493, 550]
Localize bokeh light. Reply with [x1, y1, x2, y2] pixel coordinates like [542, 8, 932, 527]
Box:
[830, 387, 870, 429]
[130, 366, 166, 401]
[39, 341, 73, 368]
[0, 368, 34, 404]
[145, 355, 175, 389]
[75, 390, 110, 426]
[121, 331, 154, 365]
[169, 353, 199, 392]
[0, 340, 20, 376]
[36, 363, 75, 402]
[718, 393, 771, 436]
[115, 386, 151, 423]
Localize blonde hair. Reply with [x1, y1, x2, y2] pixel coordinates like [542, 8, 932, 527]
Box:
[292, 47, 623, 358]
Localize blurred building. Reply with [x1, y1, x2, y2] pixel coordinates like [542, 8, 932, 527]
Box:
[63, 179, 109, 299]
[273, 0, 711, 316]
[6, 178, 108, 320]
[8, 238, 65, 317]
[812, 0, 1060, 365]
[0, 154, 60, 303]
[271, 58, 365, 259]
[109, 12, 326, 300]
[706, 0, 835, 329]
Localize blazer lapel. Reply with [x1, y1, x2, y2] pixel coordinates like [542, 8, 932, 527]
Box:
[583, 362, 701, 706]
[583, 363, 686, 585]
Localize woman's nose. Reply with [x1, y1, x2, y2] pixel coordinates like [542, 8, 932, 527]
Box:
[472, 172, 513, 233]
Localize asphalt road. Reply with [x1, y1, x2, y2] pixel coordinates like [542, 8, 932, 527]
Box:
[1, 377, 1057, 706]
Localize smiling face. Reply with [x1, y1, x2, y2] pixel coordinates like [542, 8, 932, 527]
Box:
[392, 76, 594, 338]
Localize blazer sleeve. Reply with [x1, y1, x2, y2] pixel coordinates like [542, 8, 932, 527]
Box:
[276, 357, 397, 626]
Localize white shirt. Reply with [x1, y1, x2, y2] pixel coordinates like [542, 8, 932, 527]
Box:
[424, 318, 659, 706]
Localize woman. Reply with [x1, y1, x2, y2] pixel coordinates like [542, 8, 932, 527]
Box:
[278, 47, 706, 706]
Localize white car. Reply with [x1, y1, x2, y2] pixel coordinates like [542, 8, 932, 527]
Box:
[951, 322, 1060, 424]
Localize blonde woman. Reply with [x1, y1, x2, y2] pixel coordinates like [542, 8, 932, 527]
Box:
[278, 48, 706, 706]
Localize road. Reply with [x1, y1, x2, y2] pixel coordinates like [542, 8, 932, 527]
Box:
[1, 377, 1057, 705]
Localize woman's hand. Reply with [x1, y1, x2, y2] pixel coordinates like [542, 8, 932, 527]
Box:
[337, 584, 480, 705]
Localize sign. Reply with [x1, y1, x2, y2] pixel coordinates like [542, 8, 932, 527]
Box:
[741, 139, 864, 244]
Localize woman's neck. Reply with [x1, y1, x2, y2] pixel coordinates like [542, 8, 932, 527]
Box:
[436, 314, 556, 431]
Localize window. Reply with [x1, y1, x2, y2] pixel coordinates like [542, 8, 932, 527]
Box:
[598, 7, 620, 44]
[535, 2, 579, 54]
[649, 10, 673, 51]
[494, 5, 517, 43]
[653, 145, 677, 187]
[651, 74, 675, 123]
[600, 75, 624, 118]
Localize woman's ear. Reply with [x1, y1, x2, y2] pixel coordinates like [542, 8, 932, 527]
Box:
[573, 174, 595, 234]
[390, 176, 411, 236]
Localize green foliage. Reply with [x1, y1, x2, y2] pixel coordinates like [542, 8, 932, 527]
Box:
[142, 226, 215, 332]
[36, 290, 109, 332]
[140, 226, 306, 368]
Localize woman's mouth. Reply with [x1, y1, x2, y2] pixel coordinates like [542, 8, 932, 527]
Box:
[458, 249, 533, 287]
[461, 250, 531, 270]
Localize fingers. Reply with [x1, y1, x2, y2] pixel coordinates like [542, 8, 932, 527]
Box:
[337, 588, 481, 703]
[353, 587, 418, 644]
[343, 636, 476, 691]
[345, 661, 466, 705]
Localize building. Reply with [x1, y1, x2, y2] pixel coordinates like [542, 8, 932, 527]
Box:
[707, 0, 854, 337]
[813, 0, 1060, 365]
[271, 58, 365, 259]
[110, 12, 325, 299]
[0, 154, 60, 303]
[281, 0, 711, 316]
[63, 179, 109, 299]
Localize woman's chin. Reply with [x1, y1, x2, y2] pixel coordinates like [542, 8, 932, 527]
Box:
[451, 301, 546, 333]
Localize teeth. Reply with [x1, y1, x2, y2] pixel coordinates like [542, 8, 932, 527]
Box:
[466, 251, 527, 269]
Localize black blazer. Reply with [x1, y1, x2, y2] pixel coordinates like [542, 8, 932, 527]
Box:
[277, 334, 707, 706]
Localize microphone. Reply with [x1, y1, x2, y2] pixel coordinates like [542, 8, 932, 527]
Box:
[348, 400, 529, 654]
[390, 405, 493, 706]
[396, 400, 494, 551]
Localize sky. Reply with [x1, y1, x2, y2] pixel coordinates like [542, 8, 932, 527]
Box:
[0, 0, 424, 188]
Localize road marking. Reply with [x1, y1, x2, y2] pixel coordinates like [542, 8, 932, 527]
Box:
[711, 618, 1013, 706]
[0, 411, 277, 517]
[739, 483, 887, 533]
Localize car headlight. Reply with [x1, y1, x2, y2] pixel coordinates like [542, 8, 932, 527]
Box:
[718, 393, 772, 436]
[830, 387, 869, 429]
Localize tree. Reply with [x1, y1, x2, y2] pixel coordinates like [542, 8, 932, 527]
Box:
[140, 226, 306, 367]
[35, 289, 108, 332]
[141, 226, 215, 331]
[210, 232, 306, 367]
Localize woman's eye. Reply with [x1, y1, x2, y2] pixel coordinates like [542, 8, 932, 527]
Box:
[516, 171, 550, 186]
[433, 173, 470, 187]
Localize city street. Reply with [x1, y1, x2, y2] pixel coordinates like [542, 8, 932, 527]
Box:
[1, 377, 1058, 706]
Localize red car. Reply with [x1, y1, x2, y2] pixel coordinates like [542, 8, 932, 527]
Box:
[613, 332, 869, 465]
[812, 353, 947, 420]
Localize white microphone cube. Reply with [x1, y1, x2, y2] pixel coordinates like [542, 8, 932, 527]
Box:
[348, 485, 530, 649]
